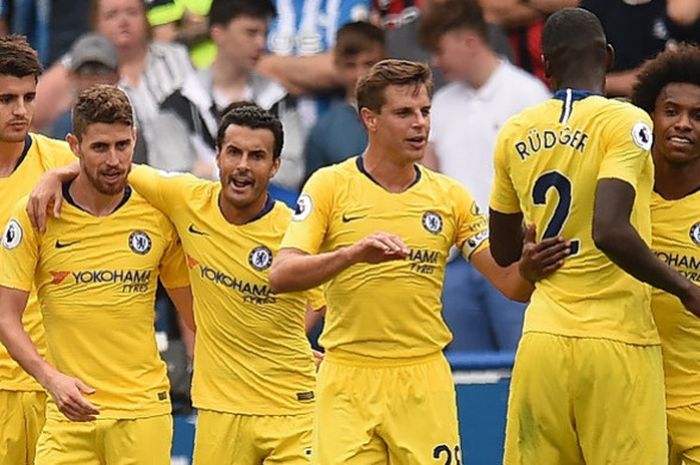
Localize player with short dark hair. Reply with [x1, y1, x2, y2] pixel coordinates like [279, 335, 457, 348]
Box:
[28, 102, 325, 464]
[632, 44, 700, 465]
[489, 8, 700, 463]
[0, 34, 76, 465]
[0, 84, 192, 465]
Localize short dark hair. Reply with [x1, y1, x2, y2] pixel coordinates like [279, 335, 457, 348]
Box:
[632, 44, 700, 114]
[418, 0, 488, 50]
[356, 59, 433, 113]
[209, 0, 276, 27]
[335, 21, 385, 60]
[217, 103, 284, 159]
[541, 8, 607, 68]
[0, 34, 43, 80]
[72, 85, 134, 140]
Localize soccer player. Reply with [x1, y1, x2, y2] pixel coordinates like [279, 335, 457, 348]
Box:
[268, 59, 569, 465]
[632, 44, 700, 465]
[0, 85, 191, 465]
[28, 103, 325, 464]
[488, 8, 700, 464]
[0, 34, 76, 465]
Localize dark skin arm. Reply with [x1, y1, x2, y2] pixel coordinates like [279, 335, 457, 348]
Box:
[593, 179, 700, 315]
[489, 209, 525, 267]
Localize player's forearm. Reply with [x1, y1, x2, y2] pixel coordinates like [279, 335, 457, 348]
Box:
[53, 161, 80, 182]
[0, 303, 56, 388]
[499, 265, 534, 302]
[269, 248, 354, 293]
[593, 224, 694, 299]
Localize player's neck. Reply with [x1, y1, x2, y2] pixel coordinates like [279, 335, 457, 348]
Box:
[553, 76, 604, 94]
[654, 152, 700, 200]
[69, 174, 127, 216]
[0, 139, 26, 178]
[218, 192, 268, 225]
[362, 148, 417, 193]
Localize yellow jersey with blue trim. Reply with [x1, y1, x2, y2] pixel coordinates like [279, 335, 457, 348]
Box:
[651, 189, 700, 407]
[128, 165, 322, 415]
[280, 156, 489, 363]
[0, 133, 75, 391]
[0, 184, 188, 419]
[490, 89, 658, 345]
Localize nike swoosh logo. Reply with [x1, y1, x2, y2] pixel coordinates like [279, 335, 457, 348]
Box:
[342, 214, 366, 223]
[188, 224, 207, 235]
[55, 240, 79, 249]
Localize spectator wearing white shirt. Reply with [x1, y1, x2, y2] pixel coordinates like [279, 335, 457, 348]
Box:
[419, 0, 550, 352]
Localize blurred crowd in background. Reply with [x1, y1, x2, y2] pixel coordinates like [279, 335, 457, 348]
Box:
[3, 0, 698, 408]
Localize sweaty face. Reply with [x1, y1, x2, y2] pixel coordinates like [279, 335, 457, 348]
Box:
[96, 0, 148, 51]
[213, 16, 268, 73]
[365, 83, 431, 163]
[71, 123, 134, 195]
[216, 124, 280, 211]
[0, 75, 36, 143]
[653, 82, 700, 166]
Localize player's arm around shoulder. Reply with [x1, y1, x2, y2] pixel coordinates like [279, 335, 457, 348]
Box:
[128, 164, 204, 217]
[157, 215, 194, 330]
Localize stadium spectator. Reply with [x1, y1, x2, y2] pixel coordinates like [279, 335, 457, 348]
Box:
[157, 0, 308, 190]
[376, 0, 513, 91]
[0, 84, 193, 465]
[0, 34, 75, 465]
[419, 0, 550, 352]
[45, 32, 119, 140]
[29, 102, 325, 465]
[33, 0, 197, 170]
[269, 59, 567, 465]
[303, 21, 384, 180]
[259, 0, 372, 134]
[146, 0, 215, 69]
[479, 0, 578, 83]
[489, 8, 700, 463]
[581, 0, 700, 97]
[631, 44, 700, 465]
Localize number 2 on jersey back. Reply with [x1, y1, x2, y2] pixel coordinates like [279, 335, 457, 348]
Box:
[532, 171, 580, 255]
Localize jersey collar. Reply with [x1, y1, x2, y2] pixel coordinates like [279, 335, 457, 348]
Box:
[355, 156, 422, 191]
[9, 134, 32, 174]
[62, 180, 132, 215]
[552, 88, 602, 102]
[247, 193, 276, 223]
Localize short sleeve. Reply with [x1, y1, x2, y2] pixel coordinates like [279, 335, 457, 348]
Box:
[0, 199, 40, 292]
[489, 126, 521, 214]
[44, 142, 77, 169]
[158, 221, 189, 289]
[280, 168, 334, 254]
[129, 164, 201, 217]
[597, 109, 653, 189]
[452, 184, 489, 261]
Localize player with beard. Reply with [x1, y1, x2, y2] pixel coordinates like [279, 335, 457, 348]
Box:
[27, 103, 324, 464]
[0, 85, 192, 465]
[0, 34, 76, 465]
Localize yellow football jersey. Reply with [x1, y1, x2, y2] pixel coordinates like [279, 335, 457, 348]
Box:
[0, 185, 188, 420]
[128, 165, 322, 415]
[490, 89, 658, 345]
[280, 156, 489, 362]
[0, 133, 75, 391]
[651, 190, 700, 408]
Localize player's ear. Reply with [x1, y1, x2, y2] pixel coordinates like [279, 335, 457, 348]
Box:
[270, 156, 281, 179]
[605, 44, 615, 72]
[360, 107, 377, 132]
[66, 133, 81, 158]
[131, 127, 137, 146]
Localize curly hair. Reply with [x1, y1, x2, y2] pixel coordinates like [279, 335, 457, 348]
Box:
[632, 43, 700, 114]
[0, 34, 42, 80]
[217, 103, 284, 159]
[72, 85, 134, 140]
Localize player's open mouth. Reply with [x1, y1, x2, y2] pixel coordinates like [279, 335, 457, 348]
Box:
[230, 178, 254, 189]
[406, 136, 426, 148]
[102, 172, 124, 182]
[669, 135, 692, 145]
